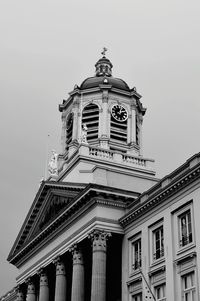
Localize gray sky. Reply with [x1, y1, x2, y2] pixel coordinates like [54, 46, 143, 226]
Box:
[0, 0, 200, 294]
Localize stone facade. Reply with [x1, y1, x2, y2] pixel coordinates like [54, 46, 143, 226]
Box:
[1, 54, 200, 301]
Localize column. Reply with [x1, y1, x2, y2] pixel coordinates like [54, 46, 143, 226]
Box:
[16, 286, 24, 301]
[38, 269, 49, 301]
[54, 257, 67, 301]
[26, 279, 36, 301]
[89, 229, 111, 301]
[70, 244, 85, 301]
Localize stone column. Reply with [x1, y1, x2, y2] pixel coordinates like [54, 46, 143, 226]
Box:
[26, 279, 36, 301]
[89, 229, 111, 301]
[70, 244, 85, 301]
[38, 269, 49, 301]
[54, 257, 67, 301]
[16, 286, 24, 301]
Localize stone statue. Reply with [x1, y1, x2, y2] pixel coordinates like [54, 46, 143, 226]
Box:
[80, 124, 88, 143]
[48, 150, 58, 175]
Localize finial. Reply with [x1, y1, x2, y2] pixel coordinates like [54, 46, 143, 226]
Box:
[101, 47, 108, 57]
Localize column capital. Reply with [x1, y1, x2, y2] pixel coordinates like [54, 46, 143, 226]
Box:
[37, 268, 48, 286]
[16, 286, 24, 301]
[25, 278, 35, 294]
[53, 256, 66, 276]
[69, 244, 84, 265]
[88, 229, 111, 252]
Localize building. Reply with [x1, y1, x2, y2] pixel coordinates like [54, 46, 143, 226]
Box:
[1, 52, 200, 301]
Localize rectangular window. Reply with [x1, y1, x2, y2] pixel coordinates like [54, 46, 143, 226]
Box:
[153, 226, 164, 260]
[132, 238, 141, 270]
[155, 283, 166, 301]
[132, 293, 142, 301]
[179, 210, 193, 247]
[182, 272, 196, 301]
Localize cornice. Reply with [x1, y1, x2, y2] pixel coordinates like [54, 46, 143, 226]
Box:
[57, 150, 156, 183]
[7, 182, 86, 262]
[120, 165, 200, 228]
[8, 185, 133, 266]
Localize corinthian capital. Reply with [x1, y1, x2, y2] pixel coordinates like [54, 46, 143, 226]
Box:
[88, 229, 111, 252]
[25, 278, 35, 294]
[37, 268, 48, 286]
[53, 256, 66, 275]
[69, 244, 84, 265]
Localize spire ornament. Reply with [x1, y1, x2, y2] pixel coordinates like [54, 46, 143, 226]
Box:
[101, 47, 108, 57]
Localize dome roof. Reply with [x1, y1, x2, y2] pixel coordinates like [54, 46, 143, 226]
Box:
[80, 76, 130, 91]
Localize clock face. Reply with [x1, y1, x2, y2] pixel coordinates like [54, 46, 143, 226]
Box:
[111, 104, 128, 122]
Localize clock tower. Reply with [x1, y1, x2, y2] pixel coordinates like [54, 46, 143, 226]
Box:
[57, 52, 157, 191]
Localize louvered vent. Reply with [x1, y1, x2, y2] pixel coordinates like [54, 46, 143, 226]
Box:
[82, 103, 99, 143]
[136, 115, 139, 145]
[66, 113, 73, 150]
[110, 115, 127, 144]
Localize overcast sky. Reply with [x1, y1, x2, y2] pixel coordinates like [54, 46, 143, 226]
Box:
[0, 0, 200, 295]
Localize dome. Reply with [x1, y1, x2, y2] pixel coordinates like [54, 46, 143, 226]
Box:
[80, 76, 130, 91]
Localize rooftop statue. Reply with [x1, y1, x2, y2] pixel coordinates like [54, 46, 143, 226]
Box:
[48, 150, 58, 176]
[80, 124, 88, 144]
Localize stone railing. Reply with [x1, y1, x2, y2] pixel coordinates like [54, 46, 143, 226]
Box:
[58, 144, 155, 177]
[122, 154, 146, 166]
[89, 147, 114, 160]
[84, 145, 154, 170]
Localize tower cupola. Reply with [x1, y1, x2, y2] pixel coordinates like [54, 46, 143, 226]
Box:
[58, 50, 155, 183]
[95, 55, 113, 77]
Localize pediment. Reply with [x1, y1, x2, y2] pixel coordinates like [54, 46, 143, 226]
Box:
[8, 181, 86, 262]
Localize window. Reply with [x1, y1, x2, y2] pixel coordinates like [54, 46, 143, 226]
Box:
[155, 283, 166, 301]
[132, 239, 141, 271]
[132, 293, 142, 301]
[179, 210, 193, 247]
[182, 272, 196, 301]
[82, 103, 99, 143]
[153, 226, 164, 260]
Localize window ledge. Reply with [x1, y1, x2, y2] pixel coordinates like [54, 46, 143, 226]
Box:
[129, 269, 141, 278]
[150, 257, 165, 268]
[177, 243, 196, 256]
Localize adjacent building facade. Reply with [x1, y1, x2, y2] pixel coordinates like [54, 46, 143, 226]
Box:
[1, 53, 200, 301]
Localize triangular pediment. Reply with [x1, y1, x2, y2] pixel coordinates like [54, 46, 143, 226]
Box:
[8, 181, 86, 263]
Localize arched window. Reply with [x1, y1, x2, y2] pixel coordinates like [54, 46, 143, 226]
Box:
[66, 113, 73, 149]
[82, 103, 99, 143]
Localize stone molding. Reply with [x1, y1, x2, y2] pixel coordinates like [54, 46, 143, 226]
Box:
[10, 185, 130, 266]
[120, 166, 200, 228]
